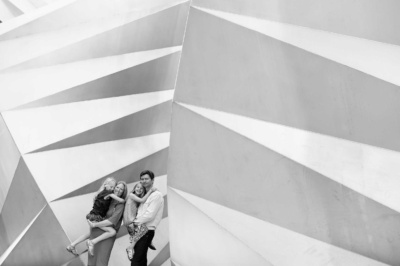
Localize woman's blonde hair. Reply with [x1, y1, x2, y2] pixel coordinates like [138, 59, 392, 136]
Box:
[115, 181, 128, 201]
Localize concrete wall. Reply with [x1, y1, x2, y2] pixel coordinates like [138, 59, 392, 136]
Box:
[168, 1, 400, 265]
[0, 0, 189, 265]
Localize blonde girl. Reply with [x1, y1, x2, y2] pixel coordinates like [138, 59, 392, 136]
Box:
[124, 182, 156, 260]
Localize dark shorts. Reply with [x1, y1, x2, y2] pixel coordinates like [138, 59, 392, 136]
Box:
[127, 223, 148, 243]
[86, 213, 105, 222]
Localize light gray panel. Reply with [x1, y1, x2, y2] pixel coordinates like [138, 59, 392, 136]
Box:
[31, 101, 172, 153]
[0, 0, 22, 21]
[0, 159, 47, 256]
[193, 0, 400, 45]
[7, 2, 189, 72]
[0, 115, 20, 212]
[148, 243, 170, 266]
[2, 205, 72, 266]
[15, 53, 180, 110]
[175, 8, 400, 152]
[168, 103, 400, 265]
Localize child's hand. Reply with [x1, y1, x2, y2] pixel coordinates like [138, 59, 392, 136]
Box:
[104, 195, 110, 200]
[87, 219, 95, 228]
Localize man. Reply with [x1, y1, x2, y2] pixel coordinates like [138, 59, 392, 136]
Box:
[131, 170, 164, 266]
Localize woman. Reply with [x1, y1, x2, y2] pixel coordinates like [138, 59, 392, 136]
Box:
[87, 181, 128, 266]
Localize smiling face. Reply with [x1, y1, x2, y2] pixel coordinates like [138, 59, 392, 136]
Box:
[113, 183, 125, 197]
[134, 183, 145, 196]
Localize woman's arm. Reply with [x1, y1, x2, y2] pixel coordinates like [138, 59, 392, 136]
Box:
[106, 193, 125, 203]
[129, 187, 157, 203]
[88, 202, 124, 228]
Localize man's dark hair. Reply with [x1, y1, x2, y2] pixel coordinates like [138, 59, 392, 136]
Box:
[140, 170, 155, 180]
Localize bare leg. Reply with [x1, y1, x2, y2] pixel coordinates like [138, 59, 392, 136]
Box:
[86, 227, 115, 256]
[70, 231, 90, 247]
[67, 230, 90, 255]
[90, 227, 116, 245]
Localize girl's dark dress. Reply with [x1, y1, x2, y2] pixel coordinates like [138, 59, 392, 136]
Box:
[86, 189, 113, 222]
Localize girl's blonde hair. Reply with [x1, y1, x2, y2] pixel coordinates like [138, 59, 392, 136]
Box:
[95, 177, 116, 197]
[131, 182, 147, 198]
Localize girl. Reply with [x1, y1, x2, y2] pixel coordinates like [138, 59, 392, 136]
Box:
[66, 177, 125, 256]
[124, 182, 157, 260]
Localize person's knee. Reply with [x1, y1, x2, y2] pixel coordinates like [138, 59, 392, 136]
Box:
[109, 229, 116, 237]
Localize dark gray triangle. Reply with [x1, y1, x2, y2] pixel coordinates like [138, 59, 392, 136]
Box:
[2, 205, 72, 265]
[29, 100, 171, 154]
[14, 53, 179, 110]
[0, 158, 47, 256]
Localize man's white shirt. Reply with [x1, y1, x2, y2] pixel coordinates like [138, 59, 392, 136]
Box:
[134, 190, 164, 230]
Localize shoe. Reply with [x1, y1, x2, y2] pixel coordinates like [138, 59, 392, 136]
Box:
[126, 248, 134, 260]
[66, 245, 78, 256]
[86, 240, 94, 256]
[149, 242, 156, 250]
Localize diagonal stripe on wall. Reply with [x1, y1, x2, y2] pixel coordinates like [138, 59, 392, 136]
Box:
[194, 7, 400, 86]
[178, 102, 400, 214]
[23, 133, 170, 202]
[172, 187, 390, 266]
[168, 188, 273, 266]
[0, 47, 180, 111]
[3, 91, 173, 154]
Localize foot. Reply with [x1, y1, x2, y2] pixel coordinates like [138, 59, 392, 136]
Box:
[126, 248, 134, 260]
[86, 240, 94, 256]
[149, 242, 156, 250]
[66, 245, 78, 256]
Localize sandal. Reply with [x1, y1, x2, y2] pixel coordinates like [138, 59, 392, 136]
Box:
[126, 248, 134, 260]
[86, 240, 94, 256]
[66, 245, 78, 256]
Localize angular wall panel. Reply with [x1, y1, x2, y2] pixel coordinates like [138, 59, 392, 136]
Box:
[32, 101, 172, 153]
[169, 103, 400, 265]
[2, 205, 72, 266]
[23, 133, 170, 202]
[15, 52, 180, 110]
[192, 0, 400, 46]
[0, 47, 180, 111]
[0, 0, 187, 41]
[168, 188, 273, 266]
[0, 159, 47, 256]
[0, 0, 186, 264]
[169, 1, 400, 265]
[1, 2, 189, 72]
[172, 188, 390, 266]
[0, 115, 20, 213]
[3, 91, 173, 154]
[179, 103, 400, 214]
[175, 8, 400, 153]
[55, 149, 169, 201]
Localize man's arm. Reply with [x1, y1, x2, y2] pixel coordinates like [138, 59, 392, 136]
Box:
[134, 192, 163, 224]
